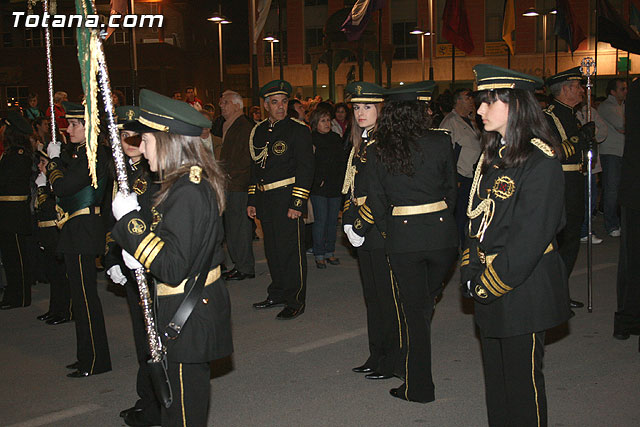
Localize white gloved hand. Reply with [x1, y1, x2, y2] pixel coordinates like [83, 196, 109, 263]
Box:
[35, 172, 47, 187]
[112, 192, 140, 221]
[344, 224, 365, 248]
[122, 250, 143, 270]
[106, 265, 127, 286]
[46, 141, 61, 158]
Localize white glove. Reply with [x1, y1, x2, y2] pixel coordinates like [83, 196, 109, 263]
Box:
[46, 141, 61, 158]
[106, 265, 127, 286]
[112, 192, 140, 221]
[344, 224, 365, 248]
[35, 172, 47, 187]
[122, 250, 143, 270]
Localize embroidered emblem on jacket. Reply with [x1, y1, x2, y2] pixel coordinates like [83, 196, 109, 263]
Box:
[492, 176, 516, 200]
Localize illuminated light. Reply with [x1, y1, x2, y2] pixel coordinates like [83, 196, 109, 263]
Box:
[522, 8, 539, 17]
[399, 82, 405, 85]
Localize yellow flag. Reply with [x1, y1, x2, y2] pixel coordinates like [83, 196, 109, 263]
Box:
[502, 0, 515, 55]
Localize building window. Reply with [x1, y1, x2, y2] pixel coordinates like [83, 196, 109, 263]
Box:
[114, 30, 130, 44]
[305, 0, 328, 5]
[25, 29, 43, 47]
[305, 27, 324, 63]
[392, 21, 418, 60]
[6, 86, 29, 109]
[485, 0, 505, 43]
[50, 28, 75, 46]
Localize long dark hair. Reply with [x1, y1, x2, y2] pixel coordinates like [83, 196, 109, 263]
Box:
[349, 102, 382, 153]
[375, 100, 432, 175]
[475, 88, 561, 173]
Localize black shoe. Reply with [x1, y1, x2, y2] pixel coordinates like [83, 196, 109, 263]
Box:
[46, 315, 70, 325]
[316, 260, 327, 269]
[1, 302, 26, 310]
[613, 331, 630, 340]
[276, 306, 305, 320]
[365, 372, 392, 380]
[66, 361, 79, 370]
[124, 409, 160, 427]
[252, 298, 285, 310]
[120, 407, 140, 418]
[570, 299, 584, 308]
[67, 370, 90, 378]
[326, 257, 340, 265]
[37, 311, 53, 321]
[352, 364, 374, 374]
[389, 386, 434, 403]
[224, 269, 255, 281]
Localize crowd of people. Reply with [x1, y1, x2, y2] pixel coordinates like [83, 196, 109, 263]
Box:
[0, 64, 637, 427]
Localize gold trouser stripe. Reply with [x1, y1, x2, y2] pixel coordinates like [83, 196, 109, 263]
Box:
[295, 217, 304, 305]
[402, 303, 410, 400]
[0, 195, 28, 201]
[257, 177, 295, 191]
[532, 333, 541, 427]
[15, 235, 25, 306]
[157, 266, 221, 296]
[355, 196, 367, 206]
[388, 259, 402, 349]
[562, 164, 581, 172]
[392, 200, 448, 216]
[79, 254, 97, 374]
[180, 363, 186, 427]
[134, 233, 157, 259]
[38, 220, 58, 228]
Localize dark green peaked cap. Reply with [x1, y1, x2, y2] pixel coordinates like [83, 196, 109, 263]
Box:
[545, 66, 583, 87]
[62, 101, 84, 119]
[115, 106, 155, 133]
[138, 89, 211, 136]
[4, 109, 33, 135]
[473, 64, 543, 92]
[259, 80, 293, 98]
[386, 81, 437, 102]
[345, 81, 385, 103]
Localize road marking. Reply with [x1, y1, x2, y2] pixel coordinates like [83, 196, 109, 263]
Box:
[8, 404, 101, 427]
[570, 262, 617, 277]
[287, 328, 367, 354]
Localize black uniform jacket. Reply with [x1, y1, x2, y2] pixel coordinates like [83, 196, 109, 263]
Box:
[543, 99, 586, 165]
[461, 140, 571, 338]
[352, 130, 458, 254]
[34, 183, 60, 248]
[342, 135, 385, 251]
[311, 131, 347, 198]
[46, 143, 107, 255]
[0, 147, 32, 233]
[247, 117, 314, 220]
[619, 77, 640, 211]
[113, 173, 233, 363]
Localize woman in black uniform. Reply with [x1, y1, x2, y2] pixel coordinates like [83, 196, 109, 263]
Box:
[350, 82, 458, 403]
[461, 65, 571, 426]
[112, 89, 232, 427]
[342, 82, 403, 381]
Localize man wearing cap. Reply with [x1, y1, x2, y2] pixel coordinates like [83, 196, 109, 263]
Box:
[544, 67, 596, 309]
[248, 80, 314, 320]
[45, 101, 112, 377]
[0, 110, 35, 309]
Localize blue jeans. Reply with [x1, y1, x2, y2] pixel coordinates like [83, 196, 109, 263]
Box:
[310, 195, 342, 261]
[580, 173, 599, 238]
[600, 154, 622, 233]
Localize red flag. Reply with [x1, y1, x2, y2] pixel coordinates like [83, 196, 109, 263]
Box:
[441, 0, 474, 54]
[554, 0, 586, 53]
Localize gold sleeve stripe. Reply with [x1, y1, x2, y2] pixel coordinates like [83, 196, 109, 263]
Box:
[144, 241, 164, 269]
[460, 259, 470, 267]
[462, 248, 470, 256]
[292, 192, 310, 199]
[461, 255, 470, 262]
[292, 187, 310, 194]
[480, 274, 502, 297]
[483, 270, 507, 295]
[359, 207, 374, 220]
[134, 233, 157, 259]
[488, 263, 512, 291]
[359, 209, 374, 224]
[139, 236, 162, 266]
[248, 189, 256, 195]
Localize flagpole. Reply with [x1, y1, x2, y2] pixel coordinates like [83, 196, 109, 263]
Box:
[428, 0, 434, 80]
[277, 0, 284, 80]
[507, 48, 511, 69]
[451, 46, 455, 90]
[251, 0, 259, 106]
[554, 35, 558, 74]
[377, 9, 382, 86]
[594, 1, 599, 94]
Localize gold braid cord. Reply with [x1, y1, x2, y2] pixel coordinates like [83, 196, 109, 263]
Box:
[249, 119, 269, 168]
[341, 145, 357, 198]
[466, 152, 495, 242]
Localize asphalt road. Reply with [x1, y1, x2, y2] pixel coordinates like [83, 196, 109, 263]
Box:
[1, 217, 638, 426]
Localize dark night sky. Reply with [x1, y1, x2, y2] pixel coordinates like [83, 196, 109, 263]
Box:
[213, 0, 250, 64]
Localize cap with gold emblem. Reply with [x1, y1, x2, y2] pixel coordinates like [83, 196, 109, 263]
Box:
[345, 81, 385, 103]
[4, 109, 33, 135]
[545, 66, 583, 87]
[137, 89, 211, 136]
[385, 81, 437, 102]
[62, 101, 85, 119]
[473, 64, 543, 92]
[259, 80, 293, 98]
[115, 105, 154, 133]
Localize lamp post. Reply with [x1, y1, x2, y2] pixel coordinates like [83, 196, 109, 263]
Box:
[410, 27, 428, 80]
[208, 11, 232, 95]
[263, 34, 279, 79]
[523, 7, 557, 79]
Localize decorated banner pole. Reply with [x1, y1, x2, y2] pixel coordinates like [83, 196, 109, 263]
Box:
[42, 0, 57, 145]
[580, 56, 596, 313]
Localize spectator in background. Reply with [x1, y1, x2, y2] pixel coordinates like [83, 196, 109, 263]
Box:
[309, 107, 346, 269]
[111, 89, 125, 108]
[24, 93, 44, 121]
[171, 91, 182, 101]
[598, 78, 627, 237]
[331, 102, 350, 138]
[185, 86, 203, 111]
[288, 98, 307, 123]
[249, 106, 262, 124]
[46, 91, 68, 133]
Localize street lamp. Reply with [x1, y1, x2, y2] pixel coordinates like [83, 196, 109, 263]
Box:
[208, 11, 232, 94]
[410, 27, 432, 81]
[263, 34, 279, 79]
[523, 7, 557, 78]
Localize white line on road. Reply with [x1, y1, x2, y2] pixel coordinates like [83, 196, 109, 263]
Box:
[8, 404, 101, 427]
[570, 262, 617, 277]
[287, 328, 367, 354]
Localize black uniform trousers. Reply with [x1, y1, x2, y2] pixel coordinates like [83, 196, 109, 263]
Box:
[223, 192, 255, 275]
[615, 207, 640, 335]
[388, 248, 457, 402]
[480, 332, 547, 427]
[164, 362, 210, 427]
[0, 231, 32, 307]
[557, 172, 585, 277]
[124, 273, 161, 423]
[357, 247, 402, 376]
[40, 229, 71, 317]
[64, 253, 111, 374]
[263, 216, 307, 309]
